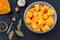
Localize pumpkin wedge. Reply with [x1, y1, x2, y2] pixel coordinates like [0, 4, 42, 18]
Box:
[0, 0, 11, 14]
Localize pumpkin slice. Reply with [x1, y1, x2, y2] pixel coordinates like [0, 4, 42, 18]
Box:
[0, 0, 11, 14]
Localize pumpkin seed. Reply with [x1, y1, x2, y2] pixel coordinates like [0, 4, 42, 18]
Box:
[8, 31, 14, 40]
[15, 30, 24, 37]
[17, 19, 22, 30]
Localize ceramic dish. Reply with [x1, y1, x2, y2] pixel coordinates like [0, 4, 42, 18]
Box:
[0, 21, 8, 32]
[24, 1, 57, 33]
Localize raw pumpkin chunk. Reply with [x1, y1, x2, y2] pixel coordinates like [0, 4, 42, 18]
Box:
[41, 25, 50, 32]
[26, 10, 33, 18]
[26, 17, 32, 24]
[46, 16, 54, 27]
[39, 4, 43, 11]
[38, 19, 45, 25]
[32, 16, 38, 22]
[29, 24, 32, 29]
[34, 28, 40, 32]
[44, 5, 50, 9]
[41, 6, 48, 13]
[41, 7, 46, 13]
[38, 24, 44, 29]
[29, 8, 35, 13]
[31, 22, 38, 29]
[43, 14, 49, 19]
[47, 8, 55, 15]
[37, 11, 43, 16]
[34, 4, 40, 11]
[38, 15, 43, 19]
[33, 11, 38, 16]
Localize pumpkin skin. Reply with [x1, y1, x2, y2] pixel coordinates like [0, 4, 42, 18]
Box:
[0, 0, 11, 14]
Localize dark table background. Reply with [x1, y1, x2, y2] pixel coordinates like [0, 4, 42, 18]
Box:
[0, 0, 60, 40]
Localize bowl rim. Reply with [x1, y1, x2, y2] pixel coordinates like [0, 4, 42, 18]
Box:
[0, 21, 8, 32]
[24, 1, 57, 33]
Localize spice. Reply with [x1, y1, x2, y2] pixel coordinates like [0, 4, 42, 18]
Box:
[16, 19, 24, 37]
[15, 30, 24, 37]
[17, 19, 22, 30]
[0, 23, 6, 31]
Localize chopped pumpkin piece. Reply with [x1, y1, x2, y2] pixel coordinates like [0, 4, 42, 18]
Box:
[34, 4, 40, 11]
[26, 17, 32, 24]
[41, 25, 50, 32]
[37, 11, 43, 16]
[43, 14, 49, 19]
[47, 8, 55, 15]
[41, 7, 46, 13]
[44, 5, 50, 9]
[38, 24, 44, 29]
[38, 19, 45, 25]
[29, 8, 35, 13]
[26, 10, 33, 18]
[46, 16, 54, 27]
[29, 24, 32, 28]
[33, 11, 38, 16]
[39, 4, 43, 11]
[32, 16, 38, 22]
[31, 22, 38, 29]
[34, 28, 40, 32]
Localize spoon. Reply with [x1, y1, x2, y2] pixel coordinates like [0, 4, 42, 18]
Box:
[7, 17, 16, 34]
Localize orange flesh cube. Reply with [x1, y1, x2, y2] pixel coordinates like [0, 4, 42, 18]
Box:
[34, 28, 40, 32]
[41, 25, 50, 32]
[29, 8, 35, 13]
[26, 10, 33, 18]
[43, 14, 49, 19]
[26, 17, 32, 24]
[47, 8, 55, 15]
[31, 22, 38, 29]
[34, 4, 40, 11]
[46, 16, 54, 27]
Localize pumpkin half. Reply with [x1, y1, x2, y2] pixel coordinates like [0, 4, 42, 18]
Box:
[0, 0, 11, 14]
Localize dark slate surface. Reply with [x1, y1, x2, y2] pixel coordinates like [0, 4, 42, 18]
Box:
[0, 0, 60, 40]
